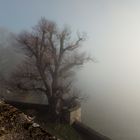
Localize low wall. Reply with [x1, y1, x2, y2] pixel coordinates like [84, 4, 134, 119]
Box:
[72, 121, 111, 140]
[5, 100, 49, 117]
[5, 100, 48, 110]
[5, 100, 81, 124]
[5, 100, 82, 124]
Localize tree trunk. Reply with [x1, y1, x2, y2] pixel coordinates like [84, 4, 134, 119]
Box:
[48, 96, 58, 121]
[48, 96, 63, 122]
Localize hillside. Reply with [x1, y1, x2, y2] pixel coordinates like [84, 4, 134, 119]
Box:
[0, 100, 59, 140]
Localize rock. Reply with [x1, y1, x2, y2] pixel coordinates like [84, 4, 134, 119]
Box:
[0, 100, 59, 140]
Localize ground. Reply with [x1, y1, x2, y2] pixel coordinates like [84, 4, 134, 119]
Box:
[0, 100, 84, 140]
[38, 121, 84, 140]
[0, 100, 59, 140]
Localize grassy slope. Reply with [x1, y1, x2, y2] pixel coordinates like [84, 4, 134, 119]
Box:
[40, 122, 84, 140]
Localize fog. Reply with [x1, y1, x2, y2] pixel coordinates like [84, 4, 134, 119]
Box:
[75, 2, 140, 139]
[0, 28, 24, 79]
[1, 0, 140, 140]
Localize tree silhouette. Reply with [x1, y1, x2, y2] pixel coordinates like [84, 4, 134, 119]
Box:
[7, 18, 91, 118]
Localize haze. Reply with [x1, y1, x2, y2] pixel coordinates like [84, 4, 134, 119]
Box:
[1, 0, 140, 139]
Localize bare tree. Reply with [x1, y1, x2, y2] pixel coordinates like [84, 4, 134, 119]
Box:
[7, 18, 91, 118]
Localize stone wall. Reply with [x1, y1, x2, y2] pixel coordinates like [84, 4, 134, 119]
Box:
[72, 121, 111, 140]
[6, 100, 82, 124]
[4, 100, 49, 119]
[1, 91, 48, 104]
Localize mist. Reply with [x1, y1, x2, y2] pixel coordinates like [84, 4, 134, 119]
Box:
[75, 2, 140, 140]
[1, 0, 140, 140]
[0, 28, 24, 79]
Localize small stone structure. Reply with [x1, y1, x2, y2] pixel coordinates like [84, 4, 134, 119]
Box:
[62, 104, 81, 124]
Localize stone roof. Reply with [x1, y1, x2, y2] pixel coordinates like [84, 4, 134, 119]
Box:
[0, 100, 59, 140]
